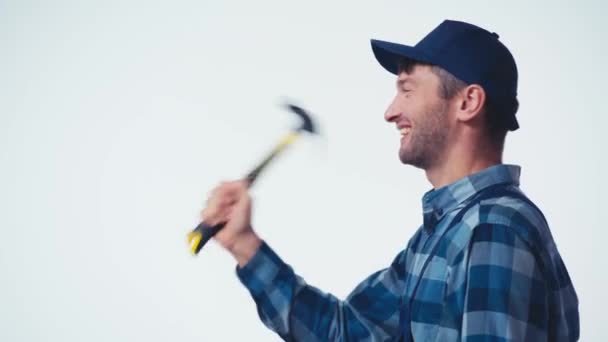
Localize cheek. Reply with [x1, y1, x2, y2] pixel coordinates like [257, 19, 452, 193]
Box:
[406, 98, 426, 120]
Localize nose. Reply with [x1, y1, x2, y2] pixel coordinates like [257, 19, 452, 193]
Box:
[384, 95, 401, 123]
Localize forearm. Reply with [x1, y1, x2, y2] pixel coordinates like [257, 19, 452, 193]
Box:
[236, 241, 345, 340]
[236, 242, 404, 341]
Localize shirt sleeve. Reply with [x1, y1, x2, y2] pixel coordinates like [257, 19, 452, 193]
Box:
[462, 223, 549, 342]
[236, 241, 406, 341]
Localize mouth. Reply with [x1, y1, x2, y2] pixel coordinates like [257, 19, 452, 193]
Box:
[399, 126, 411, 137]
[397, 123, 412, 142]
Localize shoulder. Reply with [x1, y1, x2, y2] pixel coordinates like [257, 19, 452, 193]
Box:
[478, 189, 546, 228]
[459, 187, 549, 247]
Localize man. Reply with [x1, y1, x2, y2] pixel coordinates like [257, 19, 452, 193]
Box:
[201, 20, 579, 341]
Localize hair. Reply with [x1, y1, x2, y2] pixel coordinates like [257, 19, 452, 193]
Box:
[398, 58, 512, 150]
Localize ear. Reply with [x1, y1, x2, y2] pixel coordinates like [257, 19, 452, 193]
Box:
[454, 84, 486, 124]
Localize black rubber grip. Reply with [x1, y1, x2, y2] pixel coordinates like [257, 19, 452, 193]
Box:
[192, 222, 225, 254]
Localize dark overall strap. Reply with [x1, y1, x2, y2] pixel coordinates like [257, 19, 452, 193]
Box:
[399, 183, 543, 342]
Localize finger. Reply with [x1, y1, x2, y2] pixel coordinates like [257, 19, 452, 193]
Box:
[200, 207, 213, 222]
[201, 180, 248, 223]
[206, 184, 235, 208]
[209, 180, 249, 201]
[202, 196, 238, 223]
[221, 180, 250, 195]
[203, 209, 229, 226]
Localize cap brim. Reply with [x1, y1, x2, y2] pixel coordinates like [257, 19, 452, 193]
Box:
[371, 39, 434, 75]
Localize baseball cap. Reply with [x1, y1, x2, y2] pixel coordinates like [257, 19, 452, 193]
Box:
[371, 20, 520, 131]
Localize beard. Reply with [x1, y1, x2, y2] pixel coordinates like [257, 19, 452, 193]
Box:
[399, 99, 449, 169]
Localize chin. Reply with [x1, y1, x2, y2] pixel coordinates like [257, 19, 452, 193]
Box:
[398, 152, 413, 166]
[399, 150, 425, 169]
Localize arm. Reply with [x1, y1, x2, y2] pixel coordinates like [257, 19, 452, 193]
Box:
[200, 181, 405, 340]
[236, 240, 406, 341]
[461, 223, 548, 342]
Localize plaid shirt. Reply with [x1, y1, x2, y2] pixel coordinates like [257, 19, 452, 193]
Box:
[236, 164, 579, 341]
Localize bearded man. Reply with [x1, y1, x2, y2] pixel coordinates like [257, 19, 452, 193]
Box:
[200, 20, 580, 341]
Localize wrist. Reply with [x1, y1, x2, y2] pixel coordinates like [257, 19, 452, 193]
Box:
[229, 230, 262, 267]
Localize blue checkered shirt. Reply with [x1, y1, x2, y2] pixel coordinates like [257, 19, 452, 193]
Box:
[236, 165, 579, 341]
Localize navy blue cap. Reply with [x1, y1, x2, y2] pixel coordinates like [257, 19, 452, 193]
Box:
[371, 20, 519, 131]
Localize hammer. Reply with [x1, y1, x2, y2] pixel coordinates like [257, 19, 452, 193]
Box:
[187, 103, 317, 255]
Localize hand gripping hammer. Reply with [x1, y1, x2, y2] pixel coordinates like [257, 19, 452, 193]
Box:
[187, 104, 318, 255]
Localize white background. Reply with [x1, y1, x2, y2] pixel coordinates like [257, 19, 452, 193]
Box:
[1, 0, 606, 340]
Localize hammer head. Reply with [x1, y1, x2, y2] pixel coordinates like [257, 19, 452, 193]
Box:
[285, 103, 317, 134]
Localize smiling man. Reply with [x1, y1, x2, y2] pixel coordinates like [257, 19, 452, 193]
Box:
[201, 20, 579, 341]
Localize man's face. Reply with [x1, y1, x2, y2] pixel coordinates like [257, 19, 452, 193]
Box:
[384, 65, 451, 169]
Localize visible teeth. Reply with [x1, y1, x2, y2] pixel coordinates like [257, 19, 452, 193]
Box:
[400, 127, 411, 136]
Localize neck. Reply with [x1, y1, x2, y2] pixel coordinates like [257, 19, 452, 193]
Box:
[425, 141, 502, 189]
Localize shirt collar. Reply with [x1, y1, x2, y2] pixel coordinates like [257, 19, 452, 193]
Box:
[421, 164, 521, 231]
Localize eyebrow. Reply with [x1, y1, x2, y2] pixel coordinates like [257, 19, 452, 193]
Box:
[396, 77, 417, 88]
